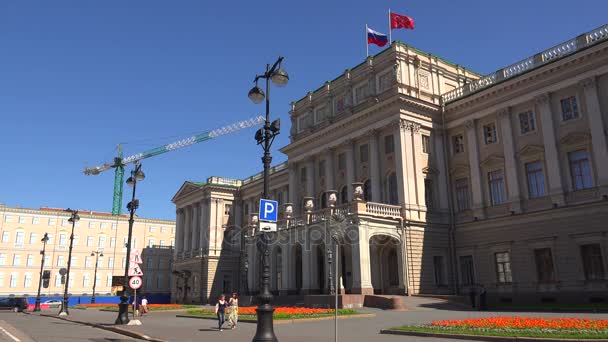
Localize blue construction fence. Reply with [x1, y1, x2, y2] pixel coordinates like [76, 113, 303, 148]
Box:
[26, 293, 171, 306]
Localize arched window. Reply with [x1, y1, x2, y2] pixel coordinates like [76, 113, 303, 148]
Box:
[388, 173, 398, 205]
[363, 180, 372, 201]
[320, 192, 327, 209]
[340, 186, 348, 204]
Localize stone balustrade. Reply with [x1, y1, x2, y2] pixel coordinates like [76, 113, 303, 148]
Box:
[442, 24, 608, 104]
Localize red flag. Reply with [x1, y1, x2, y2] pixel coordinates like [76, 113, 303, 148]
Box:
[390, 12, 414, 30]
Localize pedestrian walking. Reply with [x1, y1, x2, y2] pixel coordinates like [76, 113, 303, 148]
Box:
[141, 296, 149, 316]
[214, 294, 228, 331]
[228, 292, 239, 329]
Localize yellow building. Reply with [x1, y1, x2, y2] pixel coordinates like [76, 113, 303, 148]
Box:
[0, 204, 175, 299]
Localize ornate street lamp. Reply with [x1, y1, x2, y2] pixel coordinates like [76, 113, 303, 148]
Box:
[59, 209, 79, 316]
[34, 232, 50, 312]
[115, 162, 145, 325]
[248, 56, 288, 342]
[91, 250, 103, 304]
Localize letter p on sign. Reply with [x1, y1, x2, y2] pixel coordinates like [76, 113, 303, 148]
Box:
[259, 199, 278, 222]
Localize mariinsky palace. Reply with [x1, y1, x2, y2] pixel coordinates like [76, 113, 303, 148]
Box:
[172, 24, 608, 306]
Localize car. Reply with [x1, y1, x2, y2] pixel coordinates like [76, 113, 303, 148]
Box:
[42, 300, 62, 308]
[0, 297, 29, 312]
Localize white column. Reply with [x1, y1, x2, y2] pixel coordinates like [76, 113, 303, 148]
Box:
[306, 158, 315, 198]
[191, 204, 199, 252]
[434, 131, 450, 210]
[288, 163, 298, 209]
[411, 124, 426, 207]
[535, 94, 565, 204]
[182, 207, 191, 253]
[369, 131, 382, 202]
[345, 142, 355, 200]
[499, 108, 522, 212]
[325, 149, 335, 191]
[199, 201, 206, 253]
[465, 119, 485, 219]
[581, 78, 608, 193]
[350, 229, 373, 294]
[395, 122, 407, 206]
[175, 209, 183, 255]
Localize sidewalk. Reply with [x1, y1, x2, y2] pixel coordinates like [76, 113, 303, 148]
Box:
[34, 297, 608, 342]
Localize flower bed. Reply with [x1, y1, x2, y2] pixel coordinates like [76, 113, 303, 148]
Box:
[392, 317, 608, 339]
[186, 307, 358, 320]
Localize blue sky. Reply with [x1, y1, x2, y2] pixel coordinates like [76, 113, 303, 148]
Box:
[1, 0, 606, 220]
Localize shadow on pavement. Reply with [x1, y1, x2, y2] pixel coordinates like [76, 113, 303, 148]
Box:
[417, 301, 475, 311]
[199, 328, 220, 332]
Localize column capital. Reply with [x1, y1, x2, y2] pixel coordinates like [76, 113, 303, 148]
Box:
[464, 119, 476, 130]
[534, 93, 550, 105]
[498, 107, 511, 119]
[400, 119, 421, 132]
[580, 77, 597, 90]
[363, 128, 381, 138]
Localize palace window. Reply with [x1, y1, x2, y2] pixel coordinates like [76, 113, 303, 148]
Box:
[495, 252, 512, 283]
[24, 273, 32, 288]
[488, 170, 506, 205]
[534, 248, 556, 282]
[12, 254, 21, 266]
[57, 255, 64, 267]
[18, 217, 25, 224]
[454, 178, 470, 212]
[32, 217, 39, 224]
[422, 135, 430, 153]
[581, 244, 605, 281]
[360, 144, 369, 163]
[519, 111, 536, 134]
[318, 160, 326, 178]
[29, 233, 37, 244]
[314, 106, 327, 123]
[378, 71, 393, 93]
[334, 94, 348, 113]
[2, 231, 9, 243]
[0, 254, 5, 265]
[526, 161, 546, 198]
[452, 134, 464, 154]
[110, 237, 116, 248]
[299, 167, 307, 183]
[384, 134, 394, 154]
[483, 122, 497, 144]
[355, 83, 368, 104]
[560, 96, 579, 121]
[59, 233, 67, 247]
[98, 235, 106, 248]
[338, 153, 346, 170]
[424, 179, 434, 209]
[433, 256, 446, 286]
[568, 150, 593, 190]
[459, 255, 475, 286]
[387, 173, 398, 205]
[15, 231, 24, 246]
[27, 254, 34, 266]
[87, 236, 93, 247]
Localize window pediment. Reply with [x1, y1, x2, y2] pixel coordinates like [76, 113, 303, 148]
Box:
[423, 165, 439, 175]
[517, 145, 545, 161]
[480, 154, 505, 168]
[559, 132, 591, 147]
[449, 164, 470, 176]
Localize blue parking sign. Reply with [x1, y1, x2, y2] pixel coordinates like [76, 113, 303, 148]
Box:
[259, 199, 278, 222]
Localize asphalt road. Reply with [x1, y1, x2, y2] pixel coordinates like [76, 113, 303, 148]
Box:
[0, 311, 137, 342]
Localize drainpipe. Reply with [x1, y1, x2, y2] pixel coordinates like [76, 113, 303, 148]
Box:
[441, 101, 459, 295]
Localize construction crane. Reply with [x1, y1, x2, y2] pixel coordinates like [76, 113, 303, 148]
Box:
[84, 115, 265, 216]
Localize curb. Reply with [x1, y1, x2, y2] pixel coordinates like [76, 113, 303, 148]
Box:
[379, 329, 608, 342]
[39, 314, 169, 342]
[176, 313, 376, 325]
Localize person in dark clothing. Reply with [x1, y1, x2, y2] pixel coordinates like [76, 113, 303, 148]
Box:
[479, 285, 487, 311]
[214, 295, 228, 331]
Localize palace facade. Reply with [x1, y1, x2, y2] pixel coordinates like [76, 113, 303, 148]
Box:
[172, 24, 608, 306]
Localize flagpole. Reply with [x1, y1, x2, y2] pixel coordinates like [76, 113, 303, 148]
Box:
[388, 8, 392, 44]
[365, 24, 369, 57]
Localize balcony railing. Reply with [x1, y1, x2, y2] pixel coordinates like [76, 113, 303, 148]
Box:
[241, 161, 288, 185]
[442, 24, 608, 104]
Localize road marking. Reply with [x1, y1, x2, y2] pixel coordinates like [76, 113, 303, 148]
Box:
[0, 326, 21, 342]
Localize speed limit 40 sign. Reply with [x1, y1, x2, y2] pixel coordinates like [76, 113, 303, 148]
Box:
[129, 276, 142, 290]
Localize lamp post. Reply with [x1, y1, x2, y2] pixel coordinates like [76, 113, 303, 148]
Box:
[248, 56, 288, 342]
[59, 209, 79, 316]
[323, 190, 339, 342]
[34, 232, 50, 312]
[91, 250, 103, 304]
[115, 162, 145, 325]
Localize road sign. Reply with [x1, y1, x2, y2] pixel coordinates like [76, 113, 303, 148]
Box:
[259, 221, 277, 233]
[128, 264, 144, 276]
[130, 253, 143, 264]
[129, 276, 142, 290]
[259, 199, 278, 222]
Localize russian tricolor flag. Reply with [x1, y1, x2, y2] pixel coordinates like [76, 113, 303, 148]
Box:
[367, 26, 388, 47]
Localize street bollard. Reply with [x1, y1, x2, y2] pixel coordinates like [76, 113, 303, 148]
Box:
[115, 295, 130, 325]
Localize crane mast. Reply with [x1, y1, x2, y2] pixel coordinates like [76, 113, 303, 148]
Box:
[85, 116, 264, 215]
